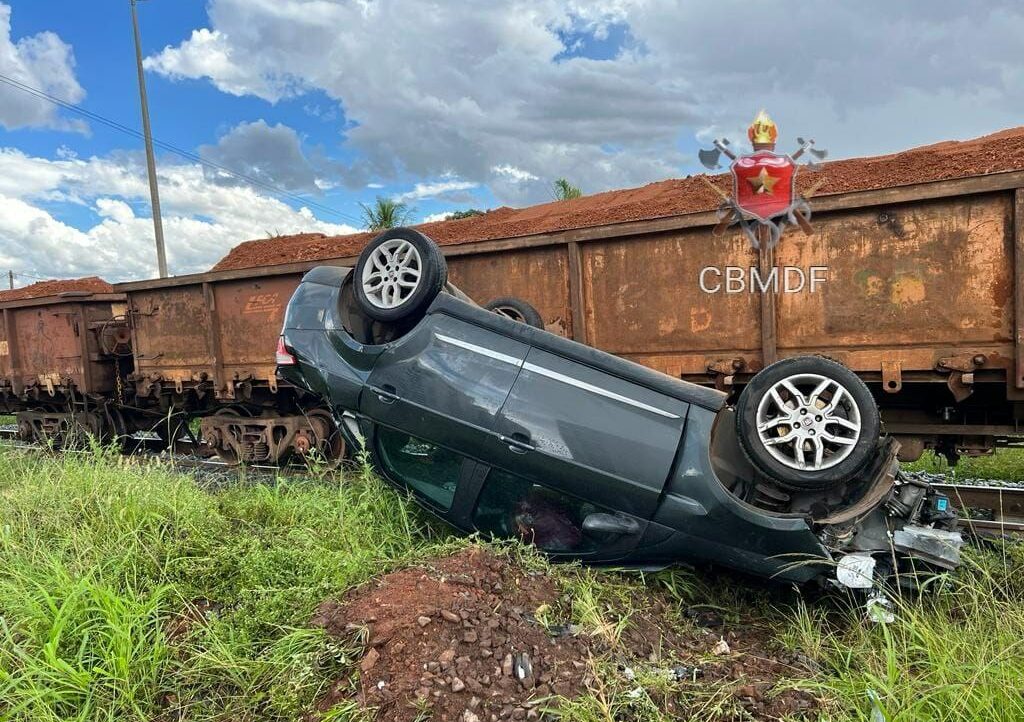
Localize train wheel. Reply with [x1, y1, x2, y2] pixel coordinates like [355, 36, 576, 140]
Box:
[202, 407, 252, 466]
[302, 408, 346, 469]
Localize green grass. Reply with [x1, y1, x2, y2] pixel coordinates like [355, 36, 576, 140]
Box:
[781, 546, 1024, 721]
[0, 445, 1021, 721]
[0, 445, 453, 721]
[902, 447, 1024, 481]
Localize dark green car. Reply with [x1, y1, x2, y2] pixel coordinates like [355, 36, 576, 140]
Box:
[277, 229, 962, 589]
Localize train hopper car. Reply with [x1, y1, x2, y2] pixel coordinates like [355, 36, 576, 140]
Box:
[0, 288, 135, 445]
[115, 264, 343, 465]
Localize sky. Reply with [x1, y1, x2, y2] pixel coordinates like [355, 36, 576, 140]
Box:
[1, 0, 1023, 283]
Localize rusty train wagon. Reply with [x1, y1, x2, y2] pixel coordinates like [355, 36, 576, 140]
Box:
[116, 265, 342, 464]
[0, 290, 135, 444]
[438, 175, 1024, 462]
[113, 169, 1024, 465]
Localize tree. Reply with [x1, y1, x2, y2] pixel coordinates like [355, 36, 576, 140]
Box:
[359, 196, 413, 231]
[446, 209, 485, 220]
[552, 178, 583, 201]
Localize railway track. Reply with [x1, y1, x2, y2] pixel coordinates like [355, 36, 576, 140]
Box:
[932, 483, 1024, 534]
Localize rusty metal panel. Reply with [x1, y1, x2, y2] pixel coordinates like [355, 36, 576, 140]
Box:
[580, 227, 761, 374]
[15, 303, 83, 390]
[573, 193, 1015, 386]
[129, 285, 212, 383]
[447, 247, 572, 336]
[777, 194, 1013, 357]
[214, 274, 302, 371]
[0, 309, 12, 382]
[0, 298, 122, 395]
[126, 273, 303, 392]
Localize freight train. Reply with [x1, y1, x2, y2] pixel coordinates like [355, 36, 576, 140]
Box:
[0, 257, 533, 465]
[4, 140, 1024, 464]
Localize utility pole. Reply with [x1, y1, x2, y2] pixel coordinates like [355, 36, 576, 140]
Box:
[7, 271, 13, 290]
[130, 0, 168, 278]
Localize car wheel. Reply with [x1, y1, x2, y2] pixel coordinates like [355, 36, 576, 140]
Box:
[734, 356, 880, 489]
[353, 228, 448, 322]
[484, 296, 544, 328]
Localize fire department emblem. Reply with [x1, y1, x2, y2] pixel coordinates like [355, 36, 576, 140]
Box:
[699, 110, 827, 249]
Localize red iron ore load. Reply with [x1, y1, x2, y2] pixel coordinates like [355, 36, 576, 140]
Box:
[0, 276, 113, 303]
[212, 126, 1024, 272]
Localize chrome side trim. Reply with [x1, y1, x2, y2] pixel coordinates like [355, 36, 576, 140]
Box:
[435, 333, 524, 367]
[523, 362, 680, 419]
[435, 333, 679, 420]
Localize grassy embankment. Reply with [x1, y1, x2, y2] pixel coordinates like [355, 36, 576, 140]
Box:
[903, 447, 1024, 482]
[0, 444, 1020, 721]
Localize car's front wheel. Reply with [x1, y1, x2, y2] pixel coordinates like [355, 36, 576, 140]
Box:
[734, 356, 880, 489]
[353, 228, 447, 322]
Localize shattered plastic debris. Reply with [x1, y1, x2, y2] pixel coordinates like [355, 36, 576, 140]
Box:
[866, 591, 895, 624]
[836, 553, 877, 589]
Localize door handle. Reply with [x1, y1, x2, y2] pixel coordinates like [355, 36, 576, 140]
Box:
[375, 384, 398, 405]
[500, 433, 533, 454]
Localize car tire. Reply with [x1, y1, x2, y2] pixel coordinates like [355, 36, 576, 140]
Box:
[734, 356, 880, 489]
[353, 228, 448, 322]
[484, 296, 545, 328]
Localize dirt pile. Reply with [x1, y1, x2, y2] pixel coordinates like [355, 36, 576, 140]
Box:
[213, 126, 1024, 272]
[0, 276, 113, 303]
[311, 548, 820, 721]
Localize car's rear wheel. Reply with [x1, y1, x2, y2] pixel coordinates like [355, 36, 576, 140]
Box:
[354, 228, 447, 322]
[484, 296, 544, 328]
[734, 356, 880, 489]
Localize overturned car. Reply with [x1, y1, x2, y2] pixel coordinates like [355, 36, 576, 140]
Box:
[277, 228, 963, 589]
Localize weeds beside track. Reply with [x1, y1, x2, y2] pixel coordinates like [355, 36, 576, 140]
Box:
[0, 445, 1021, 721]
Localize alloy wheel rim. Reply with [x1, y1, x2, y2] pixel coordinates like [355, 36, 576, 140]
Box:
[361, 239, 423, 309]
[754, 372, 861, 471]
[492, 305, 525, 322]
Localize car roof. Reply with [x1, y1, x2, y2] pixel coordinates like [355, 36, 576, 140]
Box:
[430, 293, 727, 412]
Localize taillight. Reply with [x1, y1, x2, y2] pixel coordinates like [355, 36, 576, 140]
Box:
[276, 336, 297, 365]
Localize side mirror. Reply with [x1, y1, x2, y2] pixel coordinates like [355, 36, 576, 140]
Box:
[582, 513, 641, 535]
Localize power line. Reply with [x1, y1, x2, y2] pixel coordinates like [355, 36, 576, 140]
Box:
[0, 72, 363, 225]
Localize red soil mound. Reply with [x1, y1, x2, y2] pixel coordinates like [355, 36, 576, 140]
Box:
[0, 276, 113, 303]
[213, 126, 1024, 273]
[310, 548, 819, 721]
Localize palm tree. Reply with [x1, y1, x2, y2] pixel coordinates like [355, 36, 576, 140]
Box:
[359, 196, 413, 231]
[552, 178, 583, 201]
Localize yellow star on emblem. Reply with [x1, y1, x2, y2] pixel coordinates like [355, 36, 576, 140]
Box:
[747, 167, 779, 194]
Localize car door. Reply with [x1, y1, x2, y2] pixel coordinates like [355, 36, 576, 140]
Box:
[359, 308, 529, 458]
[490, 346, 690, 525]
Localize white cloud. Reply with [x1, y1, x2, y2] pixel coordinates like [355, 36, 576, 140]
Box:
[420, 211, 453, 223]
[0, 3, 85, 131]
[143, 28, 301, 101]
[144, 0, 1024, 205]
[393, 178, 478, 203]
[492, 165, 539, 183]
[0, 148, 357, 281]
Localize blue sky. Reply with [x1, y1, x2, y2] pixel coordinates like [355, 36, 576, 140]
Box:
[1, 0, 1023, 282]
[3, 0, 490, 233]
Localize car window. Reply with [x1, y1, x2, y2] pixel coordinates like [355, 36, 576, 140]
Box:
[472, 469, 616, 553]
[284, 282, 337, 330]
[377, 428, 465, 511]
